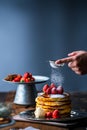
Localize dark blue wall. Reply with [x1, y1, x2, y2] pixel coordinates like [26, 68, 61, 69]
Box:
[0, 0, 87, 92]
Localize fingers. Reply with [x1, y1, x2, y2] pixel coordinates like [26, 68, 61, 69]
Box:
[68, 61, 77, 68]
[73, 71, 82, 75]
[68, 51, 78, 57]
[55, 57, 73, 64]
[68, 62, 79, 71]
[68, 62, 82, 75]
[68, 50, 85, 57]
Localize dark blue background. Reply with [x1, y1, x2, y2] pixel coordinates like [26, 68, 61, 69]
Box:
[0, 0, 87, 92]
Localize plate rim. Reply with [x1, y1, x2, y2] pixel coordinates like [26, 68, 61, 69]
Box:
[19, 110, 87, 123]
[0, 117, 15, 128]
[3, 75, 49, 84]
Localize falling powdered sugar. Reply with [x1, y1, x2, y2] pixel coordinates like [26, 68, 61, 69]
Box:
[50, 68, 64, 86]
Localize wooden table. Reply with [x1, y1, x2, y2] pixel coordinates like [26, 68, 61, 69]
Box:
[0, 91, 87, 130]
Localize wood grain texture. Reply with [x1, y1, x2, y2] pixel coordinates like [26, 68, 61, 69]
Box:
[0, 91, 87, 130]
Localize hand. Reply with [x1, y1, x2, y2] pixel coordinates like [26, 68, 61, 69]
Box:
[55, 50, 87, 75]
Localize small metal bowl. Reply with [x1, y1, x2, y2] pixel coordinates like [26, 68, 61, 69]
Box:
[0, 103, 12, 118]
[49, 60, 64, 68]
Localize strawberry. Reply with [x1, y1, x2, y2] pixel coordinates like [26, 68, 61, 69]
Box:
[51, 87, 57, 94]
[56, 86, 64, 94]
[17, 74, 22, 79]
[30, 77, 35, 81]
[25, 78, 31, 82]
[28, 73, 32, 78]
[12, 79, 16, 82]
[43, 84, 49, 93]
[45, 87, 51, 94]
[45, 112, 52, 118]
[13, 77, 20, 82]
[23, 72, 30, 79]
[50, 83, 56, 89]
[20, 77, 26, 82]
[52, 110, 60, 119]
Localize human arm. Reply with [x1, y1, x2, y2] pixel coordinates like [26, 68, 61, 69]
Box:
[55, 50, 87, 75]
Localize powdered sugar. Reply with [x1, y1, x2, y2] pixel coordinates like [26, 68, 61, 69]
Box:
[50, 68, 64, 86]
[49, 94, 65, 98]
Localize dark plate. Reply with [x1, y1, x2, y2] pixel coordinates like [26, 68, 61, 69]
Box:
[19, 110, 87, 123]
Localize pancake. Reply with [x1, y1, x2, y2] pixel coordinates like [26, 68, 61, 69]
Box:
[36, 100, 71, 106]
[36, 93, 70, 102]
[36, 103, 71, 110]
[36, 103, 71, 116]
[36, 93, 71, 106]
[35, 92, 72, 118]
[39, 107, 71, 115]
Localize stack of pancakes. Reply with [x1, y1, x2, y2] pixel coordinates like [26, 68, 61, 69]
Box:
[35, 92, 72, 117]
